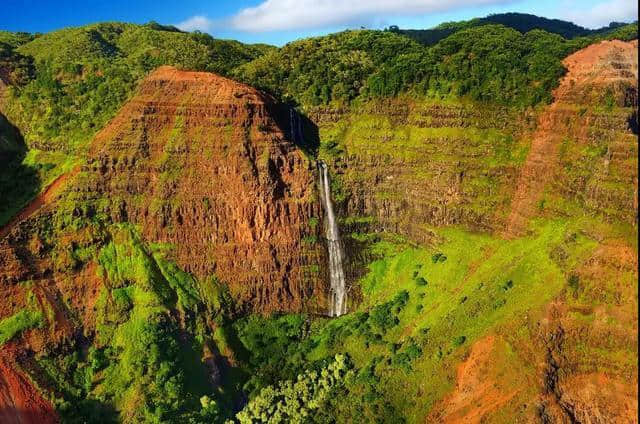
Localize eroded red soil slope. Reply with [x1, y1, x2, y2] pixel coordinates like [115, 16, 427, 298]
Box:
[0, 346, 57, 424]
[506, 39, 638, 236]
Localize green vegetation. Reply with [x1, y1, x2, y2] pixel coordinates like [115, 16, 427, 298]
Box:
[370, 22, 636, 105]
[235, 21, 637, 107]
[1, 22, 273, 152]
[233, 30, 423, 105]
[227, 219, 603, 422]
[27, 213, 628, 422]
[316, 99, 530, 230]
[0, 147, 77, 227]
[0, 12, 636, 424]
[0, 36, 34, 85]
[94, 225, 215, 420]
[0, 308, 43, 345]
[236, 354, 353, 423]
[32, 223, 240, 423]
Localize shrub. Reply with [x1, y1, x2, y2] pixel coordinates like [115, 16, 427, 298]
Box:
[568, 274, 580, 298]
[431, 253, 447, 263]
[453, 336, 467, 347]
[236, 354, 354, 424]
[415, 277, 428, 286]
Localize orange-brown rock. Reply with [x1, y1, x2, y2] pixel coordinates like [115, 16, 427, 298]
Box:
[70, 66, 326, 313]
[426, 336, 521, 423]
[506, 39, 638, 236]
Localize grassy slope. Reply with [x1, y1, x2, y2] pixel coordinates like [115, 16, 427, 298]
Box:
[29, 221, 238, 423]
[230, 216, 610, 422]
[0, 308, 43, 345]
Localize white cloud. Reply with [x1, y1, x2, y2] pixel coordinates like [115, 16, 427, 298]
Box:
[559, 0, 638, 29]
[230, 0, 513, 32]
[176, 15, 213, 32]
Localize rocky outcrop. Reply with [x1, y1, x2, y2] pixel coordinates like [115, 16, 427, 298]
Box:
[67, 66, 326, 313]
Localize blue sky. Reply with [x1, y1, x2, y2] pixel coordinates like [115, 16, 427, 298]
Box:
[1, 0, 637, 46]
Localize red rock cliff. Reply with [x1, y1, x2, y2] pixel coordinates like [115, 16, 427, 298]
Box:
[70, 66, 326, 313]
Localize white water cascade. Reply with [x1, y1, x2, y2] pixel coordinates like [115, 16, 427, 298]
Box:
[318, 161, 347, 317]
[288, 107, 347, 316]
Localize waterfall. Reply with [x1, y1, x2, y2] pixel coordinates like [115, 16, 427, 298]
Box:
[318, 161, 347, 317]
[289, 107, 347, 316]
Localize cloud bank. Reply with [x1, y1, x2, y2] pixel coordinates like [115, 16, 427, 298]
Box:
[230, 0, 512, 32]
[176, 15, 213, 32]
[177, 0, 637, 35]
[560, 0, 638, 29]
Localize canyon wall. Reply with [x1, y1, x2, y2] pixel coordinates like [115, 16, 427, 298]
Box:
[0, 39, 636, 423]
[315, 40, 637, 241]
[314, 38, 638, 423]
[68, 66, 327, 313]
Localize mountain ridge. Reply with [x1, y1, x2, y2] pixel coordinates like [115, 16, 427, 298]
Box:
[390, 12, 635, 45]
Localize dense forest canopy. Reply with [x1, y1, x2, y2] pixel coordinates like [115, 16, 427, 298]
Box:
[0, 15, 636, 153]
[233, 20, 637, 108]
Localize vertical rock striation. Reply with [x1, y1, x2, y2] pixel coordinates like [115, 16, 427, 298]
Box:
[70, 66, 326, 313]
[506, 39, 639, 236]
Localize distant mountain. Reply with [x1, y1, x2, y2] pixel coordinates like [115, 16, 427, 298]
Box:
[389, 12, 635, 45]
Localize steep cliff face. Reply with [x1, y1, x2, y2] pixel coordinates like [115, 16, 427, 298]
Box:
[507, 39, 638, 235]
[317, 39, 637, 244]
[68, 66, 326, 313]
[0, 66, 330, 422]
[312, 39, 637, 423]
[314, 100, 531, 241]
